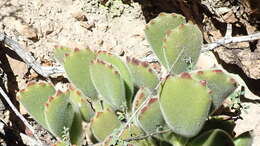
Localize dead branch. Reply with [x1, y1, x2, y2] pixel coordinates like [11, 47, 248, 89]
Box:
[116, 49, 185, 138]
[201, 24, 260, 52]
[0, 32, 64, 78]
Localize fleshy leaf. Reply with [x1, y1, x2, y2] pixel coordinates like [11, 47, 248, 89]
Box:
[126, 57, 159, 90]
[54, 47, 72, 64]
[44, 91, 82, 144]
[97, 50, 134, 105]
[90, 59, 126, 110]
[163, 23, 203, 73]
[233, 131, 253, 146]
[90, 109, 121, 141]
[63, 48, 97, 98]
[144, 12, 186, 67]
[192, 69, 237, 111]
[18, 82, 55, 129]
[159, 73, 212, 137]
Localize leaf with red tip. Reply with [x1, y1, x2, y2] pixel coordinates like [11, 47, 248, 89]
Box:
[180, 72, 192, 79]
[44, 91, 82, 145]
[126, 57, 159, 90]
[132, 87, 151, 113]
[90, 59, 126, 110]
[90, 109, 121, 141]
[159, 75, 212, 137]
[137, 97, 169, 137]
[63, 48, 97, 98]
[163, 23, 203, 73]
[54, 47, 72, 64]
[97, 51, 134, 106]
[191, 69, 237, 112]
[144, 12, 186, 68]
[69, 88, 95, 122]
[18, 82, 55, 129]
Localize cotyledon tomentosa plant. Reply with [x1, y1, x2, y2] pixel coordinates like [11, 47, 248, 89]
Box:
[17, 12, 252, 146]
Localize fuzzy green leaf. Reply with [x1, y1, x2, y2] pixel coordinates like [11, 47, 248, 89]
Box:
[18, 82, 55, 129]
[192, 69, 237, 111]
[63, 48, 97, 98]
[97, 51, 134, 105]
[144, 12, 186, 67]
[90, 59, 126, 110]
[54, 47, 72, 64]
[90, 109, 121, 141]
[159, 73, 212, 137]
[44, 91, 82, 144]
[69, 88, 95, 122]
[163, 23, 203, 73]
[126, 57, 159, 90]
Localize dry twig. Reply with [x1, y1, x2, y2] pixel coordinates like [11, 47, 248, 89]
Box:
[0, 32, 64, 78]
[201, 24, 260, 52]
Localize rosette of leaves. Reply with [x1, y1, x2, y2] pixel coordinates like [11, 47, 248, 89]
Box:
[17, 12, 252, 146]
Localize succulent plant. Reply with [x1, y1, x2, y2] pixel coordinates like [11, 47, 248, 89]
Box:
[104, 125, 156, 146]
[90, 109, 121, 141]
[63, 48, 97, 98]
[69, 87, 95, 122]
[18, 83, 94, 145]
[17, 12, 252, 146]
[137, 97, 167, 135]
[90, 59, 127, 110]
[191, 69, 237, 112]
[126, 57, 159, 90]
[44, 91, 74, 137]
[131, 87, 151, 113]
[144, 13, 202, 74]
[159, 73, 212, 138]
[144, 12, 186, 68]
[162, 23, 202, 73]
[18, 82, 55, 129]
[201, 117, 236, 136]
[96, 50, 134, 103]
[54, 47, 72, 64]
[53, 141, 67, 146]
